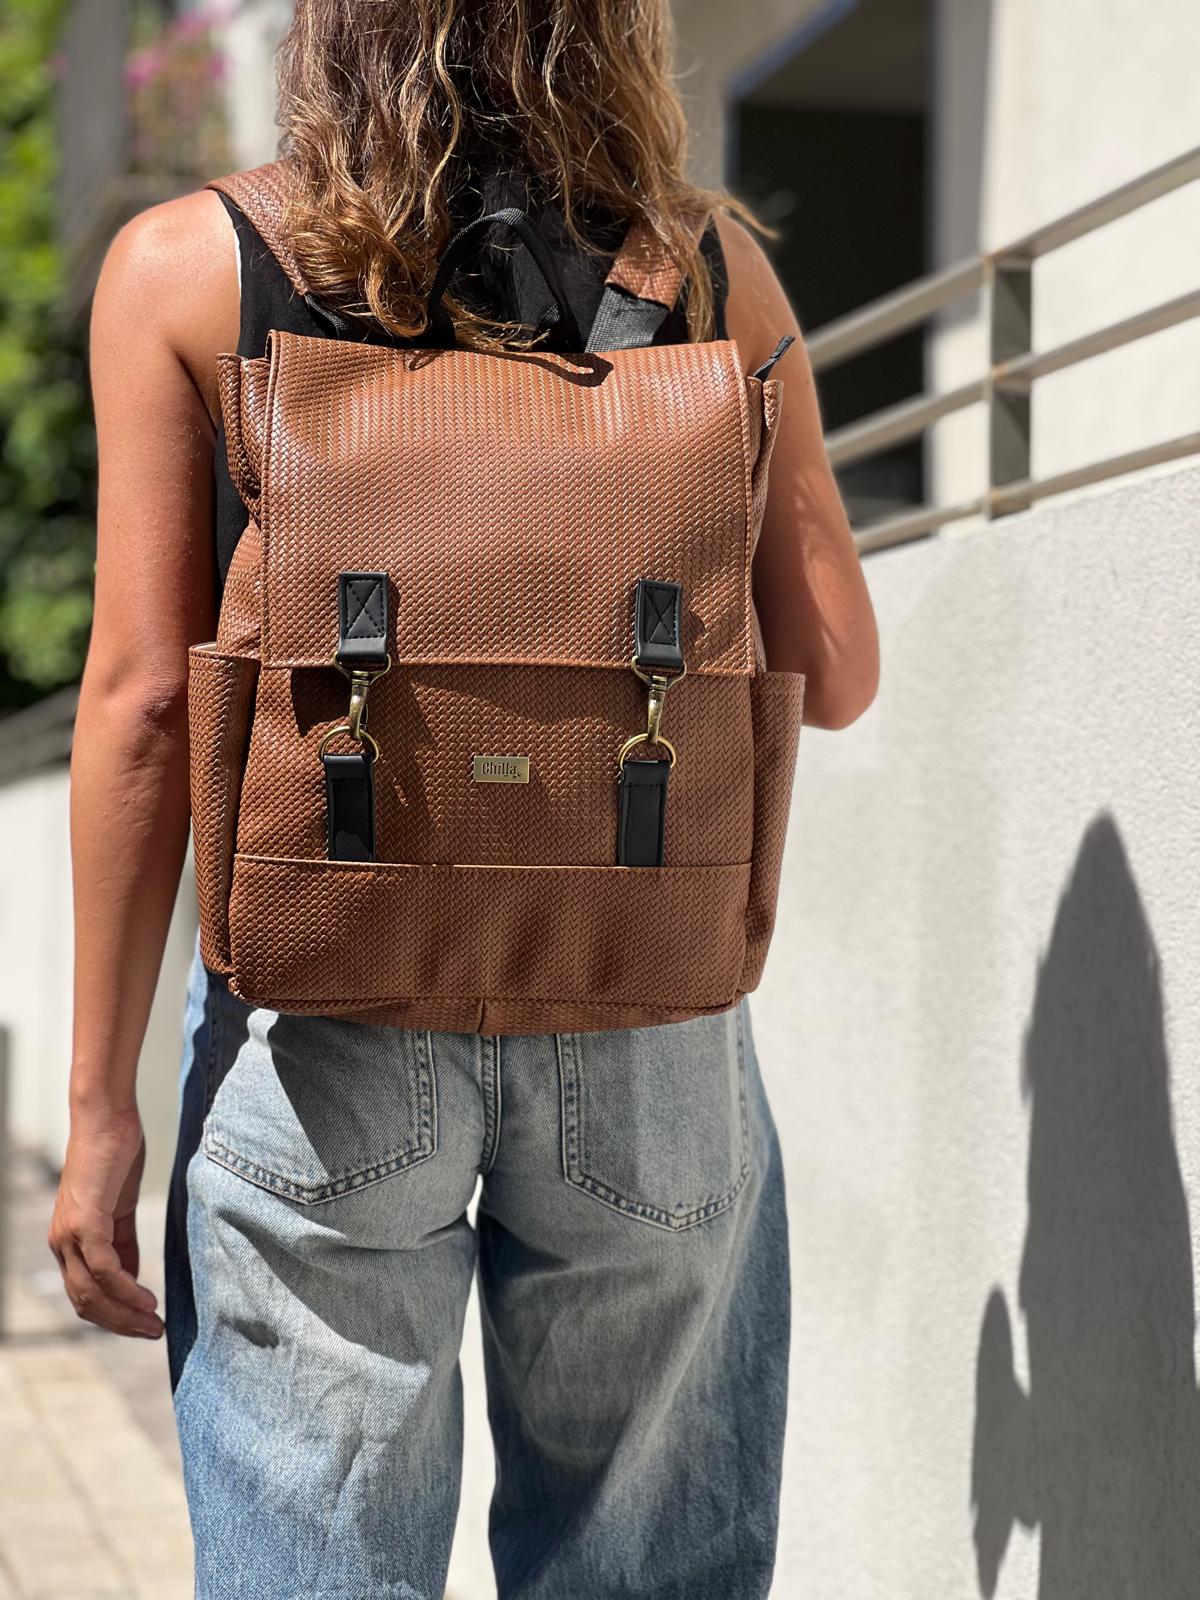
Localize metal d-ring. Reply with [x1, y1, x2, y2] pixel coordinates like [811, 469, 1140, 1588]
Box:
[318, 723, 381, 763]
[618, 731, 677, 768]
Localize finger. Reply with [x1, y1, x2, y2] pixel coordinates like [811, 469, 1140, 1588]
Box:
[60, 1245, 163, 1338]
[112, 1210, 142, 1283]
[81, 1233, 159, 1314]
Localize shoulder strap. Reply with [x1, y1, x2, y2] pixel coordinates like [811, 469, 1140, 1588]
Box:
[207, 161, 310, 297]
[209, 165, 713, 352]
[586, 209, 713, 353]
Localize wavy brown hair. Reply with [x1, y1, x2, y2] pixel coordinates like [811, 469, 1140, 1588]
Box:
[277, 0, 750, 348]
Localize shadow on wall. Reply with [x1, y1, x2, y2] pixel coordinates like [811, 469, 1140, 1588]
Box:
[971, 812, 1200, 1597]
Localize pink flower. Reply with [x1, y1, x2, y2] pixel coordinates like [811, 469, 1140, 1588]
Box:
[125, 46, 165, 89]
[170, 12, 210, 43]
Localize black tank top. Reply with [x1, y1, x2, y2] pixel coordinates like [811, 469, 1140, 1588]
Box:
[213, 180, 729, 600]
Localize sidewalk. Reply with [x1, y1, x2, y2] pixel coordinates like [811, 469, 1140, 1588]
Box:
[0, 1151, 192, 1599]
[0, 1151, 488, 1600]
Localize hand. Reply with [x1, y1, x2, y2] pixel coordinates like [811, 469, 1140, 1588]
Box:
[48, 1104, 165, 1339]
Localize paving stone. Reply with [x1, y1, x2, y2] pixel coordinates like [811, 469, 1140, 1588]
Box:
[1, 1526, 128, 1594]
[0, 1243, 193, 1595]
[103, 1518, 194, 1584]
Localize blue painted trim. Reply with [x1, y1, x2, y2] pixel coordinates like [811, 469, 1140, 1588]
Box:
[723, 0, 861, 180]
[726, 0, 861, 104]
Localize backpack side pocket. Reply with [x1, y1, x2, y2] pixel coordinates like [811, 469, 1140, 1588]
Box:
[188, 645, 259, 975]
[740, 668, 805, 993]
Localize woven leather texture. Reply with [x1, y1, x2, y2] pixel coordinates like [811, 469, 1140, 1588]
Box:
[216, 355, 270, 517]
[215, 521, 263, 655]
[208, 164, 311, 294]
[237, 664, 753, 868]
[227, 857, 751, 1017]
[606, 215, 703, 308]
[242, 333, 757, 675]
[188, 645, 259, 973]
[749, 378, 784, 542]
[192, 206, 805, 1027]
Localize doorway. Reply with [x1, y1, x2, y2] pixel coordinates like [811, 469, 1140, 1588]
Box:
[728, 0, 932, 524]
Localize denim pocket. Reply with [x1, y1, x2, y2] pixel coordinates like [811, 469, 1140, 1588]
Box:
[202, 984, 437, 1204]
[558, 1003, 750, 1231]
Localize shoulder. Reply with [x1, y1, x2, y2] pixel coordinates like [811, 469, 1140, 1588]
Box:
[92, 191, 239, 407]
[713, 212, 804, 375]
[97, 190, 233, 305]
[713, 213, 784, 309]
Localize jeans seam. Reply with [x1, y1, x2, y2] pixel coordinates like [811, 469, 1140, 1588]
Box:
[203, 1026, 438, 1204]
[557, 1023, 751, 1233]
[200, 977, 224, 1121]
[203, 1134, 437, 1203]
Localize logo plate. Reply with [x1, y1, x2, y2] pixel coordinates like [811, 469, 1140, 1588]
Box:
[472, 755, 530, 785]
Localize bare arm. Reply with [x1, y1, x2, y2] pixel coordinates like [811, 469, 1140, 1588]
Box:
[50, 191, 237, 1339]
[718, 214, 880, 729]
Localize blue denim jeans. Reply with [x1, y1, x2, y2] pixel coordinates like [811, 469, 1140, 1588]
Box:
[164, 946, 789, 1599]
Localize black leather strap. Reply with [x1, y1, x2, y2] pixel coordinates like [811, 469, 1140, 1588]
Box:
[618, 758, 671, 867]
[337, 571, 389, 667]
[585, 284, 671, 353]
[633, 579, 684, 673]
[323, 751, 375, 861]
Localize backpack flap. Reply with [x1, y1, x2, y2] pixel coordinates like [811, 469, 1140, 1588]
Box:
[254, 331, 758, 677]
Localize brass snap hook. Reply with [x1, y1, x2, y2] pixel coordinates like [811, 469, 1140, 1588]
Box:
[619, 655, 686, 769]
[322, 653, 391, 763]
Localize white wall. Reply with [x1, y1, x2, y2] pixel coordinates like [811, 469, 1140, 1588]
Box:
[220, 0, 293, 169]
[0, 780, 200, 1190]
[445, 466, 1200, 1600]
[752, 460, 1200, 1597]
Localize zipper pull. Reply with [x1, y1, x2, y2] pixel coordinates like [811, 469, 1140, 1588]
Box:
[751, 334, 796, 382]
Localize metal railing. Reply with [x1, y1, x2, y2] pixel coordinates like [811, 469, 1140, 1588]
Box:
[805, 146, 1200, 554]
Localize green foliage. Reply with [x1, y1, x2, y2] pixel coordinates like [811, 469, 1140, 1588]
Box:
[128, 5, 230, 179]
[0, 0, 96, 708]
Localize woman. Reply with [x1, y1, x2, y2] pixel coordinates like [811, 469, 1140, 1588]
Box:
[50, 1, 878, 1595]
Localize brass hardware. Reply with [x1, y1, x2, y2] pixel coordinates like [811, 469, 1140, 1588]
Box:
[646, 674, 669, 746]
[630, 656, 687, 690]
[618, 731, 677, 768]
[347, 672, 372, 741]
[321, 653, 391, 763]
[619, 654, 685, 769]
[319, 723, 381, 763]
[472, 755, 531, 784]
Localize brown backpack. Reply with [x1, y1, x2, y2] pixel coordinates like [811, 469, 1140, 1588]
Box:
[189, 162, 804, 1034]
